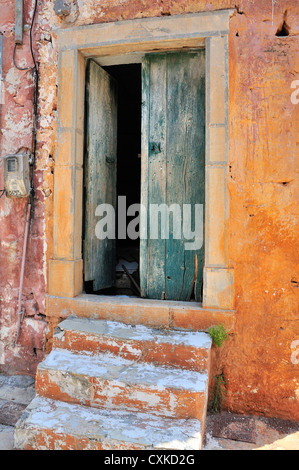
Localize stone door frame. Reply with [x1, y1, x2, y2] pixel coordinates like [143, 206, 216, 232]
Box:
[48, 9, 235, 312]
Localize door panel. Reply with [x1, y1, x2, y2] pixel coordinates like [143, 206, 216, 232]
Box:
[141, 54, 168, 299]
[140, 51, 205, 301]
[84, 60, 118, 291]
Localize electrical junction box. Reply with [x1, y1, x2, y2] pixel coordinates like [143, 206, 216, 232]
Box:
[3, 154, 30, 198]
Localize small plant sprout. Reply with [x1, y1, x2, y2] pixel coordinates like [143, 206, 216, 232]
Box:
[207, 324, 229, 348]
[208, 372, 227, 414]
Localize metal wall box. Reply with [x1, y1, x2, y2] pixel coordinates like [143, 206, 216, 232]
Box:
[3, 154, 30, 198]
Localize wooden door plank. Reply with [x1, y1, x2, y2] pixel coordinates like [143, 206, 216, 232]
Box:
[165, 51, 205, 301]
[141, 54, 168, 300]
[140, 57, 150, 298]
[84, 60, 118, 291]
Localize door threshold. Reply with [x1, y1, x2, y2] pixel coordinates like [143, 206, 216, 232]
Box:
[46, 293, 235, 332]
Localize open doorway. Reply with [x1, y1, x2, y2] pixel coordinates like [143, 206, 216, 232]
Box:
[83, 51, 205, 302]
[83, 62, 142, 296]
[106, 64, 142, 296]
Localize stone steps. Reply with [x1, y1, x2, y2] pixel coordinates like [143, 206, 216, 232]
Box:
[14, 317, 212, 450]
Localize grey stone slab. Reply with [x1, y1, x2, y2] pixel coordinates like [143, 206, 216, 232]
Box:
[0, 376, 35, 405]
[0, 424, 14, 450]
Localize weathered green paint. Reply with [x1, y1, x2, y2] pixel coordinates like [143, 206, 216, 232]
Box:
[84, 60, 118, 291]
[141, 53, 168, 300]
[140, 51, 205, 301]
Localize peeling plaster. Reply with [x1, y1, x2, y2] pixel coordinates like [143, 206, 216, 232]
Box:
[5, 68, 22, 95]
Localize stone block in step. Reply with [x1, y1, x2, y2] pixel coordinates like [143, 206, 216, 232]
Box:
[36, 349, 209, 421]
[53, 317, 212, 372]
[14, 396, 203, 450]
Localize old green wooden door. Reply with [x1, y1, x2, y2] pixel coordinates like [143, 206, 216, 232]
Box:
[84, 60, 118, 291]
[140, 51, 205, 301]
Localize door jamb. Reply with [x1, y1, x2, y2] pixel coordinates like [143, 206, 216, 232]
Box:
[48, 10, 235, 311]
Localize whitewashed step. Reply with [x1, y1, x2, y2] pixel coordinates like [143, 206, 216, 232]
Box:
[14, 396, 202, 450]
[53, 317, 212, 371]
[36, 349, 208, 421]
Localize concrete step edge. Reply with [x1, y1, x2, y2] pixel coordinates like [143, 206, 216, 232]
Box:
[14, 396, 203, 450]
[37, 348, 209, 393]
[53, 317, 212, 371]
[54, 317, 212, 351]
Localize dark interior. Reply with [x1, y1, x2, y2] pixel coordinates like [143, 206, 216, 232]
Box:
[85, 63, 142, 296]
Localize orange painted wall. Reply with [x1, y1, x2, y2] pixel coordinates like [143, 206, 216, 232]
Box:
[0, 0, 298, 420]
[226, 1, 299, 419]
